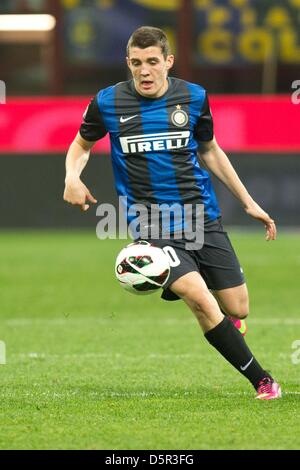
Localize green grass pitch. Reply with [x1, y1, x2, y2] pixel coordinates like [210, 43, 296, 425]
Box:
[0, 230, 299, 449]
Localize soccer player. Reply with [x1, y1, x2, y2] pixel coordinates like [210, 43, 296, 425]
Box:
[63, 26, 281, 400]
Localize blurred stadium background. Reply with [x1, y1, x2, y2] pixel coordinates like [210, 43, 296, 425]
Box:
[0, 0, 300, 450]
[0, 0, 300, 227]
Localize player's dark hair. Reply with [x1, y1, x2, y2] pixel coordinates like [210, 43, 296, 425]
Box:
[127, 26, 171, 59]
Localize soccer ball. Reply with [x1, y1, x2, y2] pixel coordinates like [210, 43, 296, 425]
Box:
[115, 240, 170, 295]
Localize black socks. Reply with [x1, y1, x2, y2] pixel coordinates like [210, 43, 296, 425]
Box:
[204, 317, 271, 389]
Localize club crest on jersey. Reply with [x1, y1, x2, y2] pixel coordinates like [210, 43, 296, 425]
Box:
[171, 107, 188, 127]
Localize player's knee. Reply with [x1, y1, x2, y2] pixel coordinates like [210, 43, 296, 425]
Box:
[236, 307, 249, 319]
[221, 289, 249, 319]
[232, 298, 249, 319]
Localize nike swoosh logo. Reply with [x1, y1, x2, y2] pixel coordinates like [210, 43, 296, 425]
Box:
[240, 357, 253, 371]
[120, 115, 138, 123]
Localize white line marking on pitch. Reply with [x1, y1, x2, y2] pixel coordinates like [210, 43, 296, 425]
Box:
[0, 390, 298, 399]
[4, 317, 300, 327]
[13, 352, 202, 360]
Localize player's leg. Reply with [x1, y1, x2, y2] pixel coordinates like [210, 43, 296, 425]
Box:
[169, 272, 281, 399]
[168, 271, 224, 333]
[195, 221, 249, 335]
[212, 283, 249, 336]
[212, 283, 249, 319]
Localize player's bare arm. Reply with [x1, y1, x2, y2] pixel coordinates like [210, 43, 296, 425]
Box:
[64, 132, 97, 211]
[198, 137, 276, 241]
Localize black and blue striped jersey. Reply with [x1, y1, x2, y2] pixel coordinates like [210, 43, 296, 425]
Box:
[79, 77, 221, 229]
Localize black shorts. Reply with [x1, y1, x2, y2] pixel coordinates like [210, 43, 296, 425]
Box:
[146, 218, 245, 301]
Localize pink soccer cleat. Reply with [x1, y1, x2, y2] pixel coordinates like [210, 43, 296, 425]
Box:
[255, 377, 282, 400]
[228, 316, 248, 336]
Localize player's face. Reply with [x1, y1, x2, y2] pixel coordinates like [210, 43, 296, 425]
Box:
[127, 46, 174, 98]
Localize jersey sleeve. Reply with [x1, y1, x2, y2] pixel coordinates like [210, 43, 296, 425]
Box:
[79, 96, 107, 141]
[194, 92, 214, 142]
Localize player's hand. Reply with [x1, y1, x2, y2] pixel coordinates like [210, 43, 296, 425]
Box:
[244, 201, 277, 241]
[63, 177, 97, 212]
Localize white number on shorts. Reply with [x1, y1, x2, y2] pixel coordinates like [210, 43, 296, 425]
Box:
[162, 246, 181, 267]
